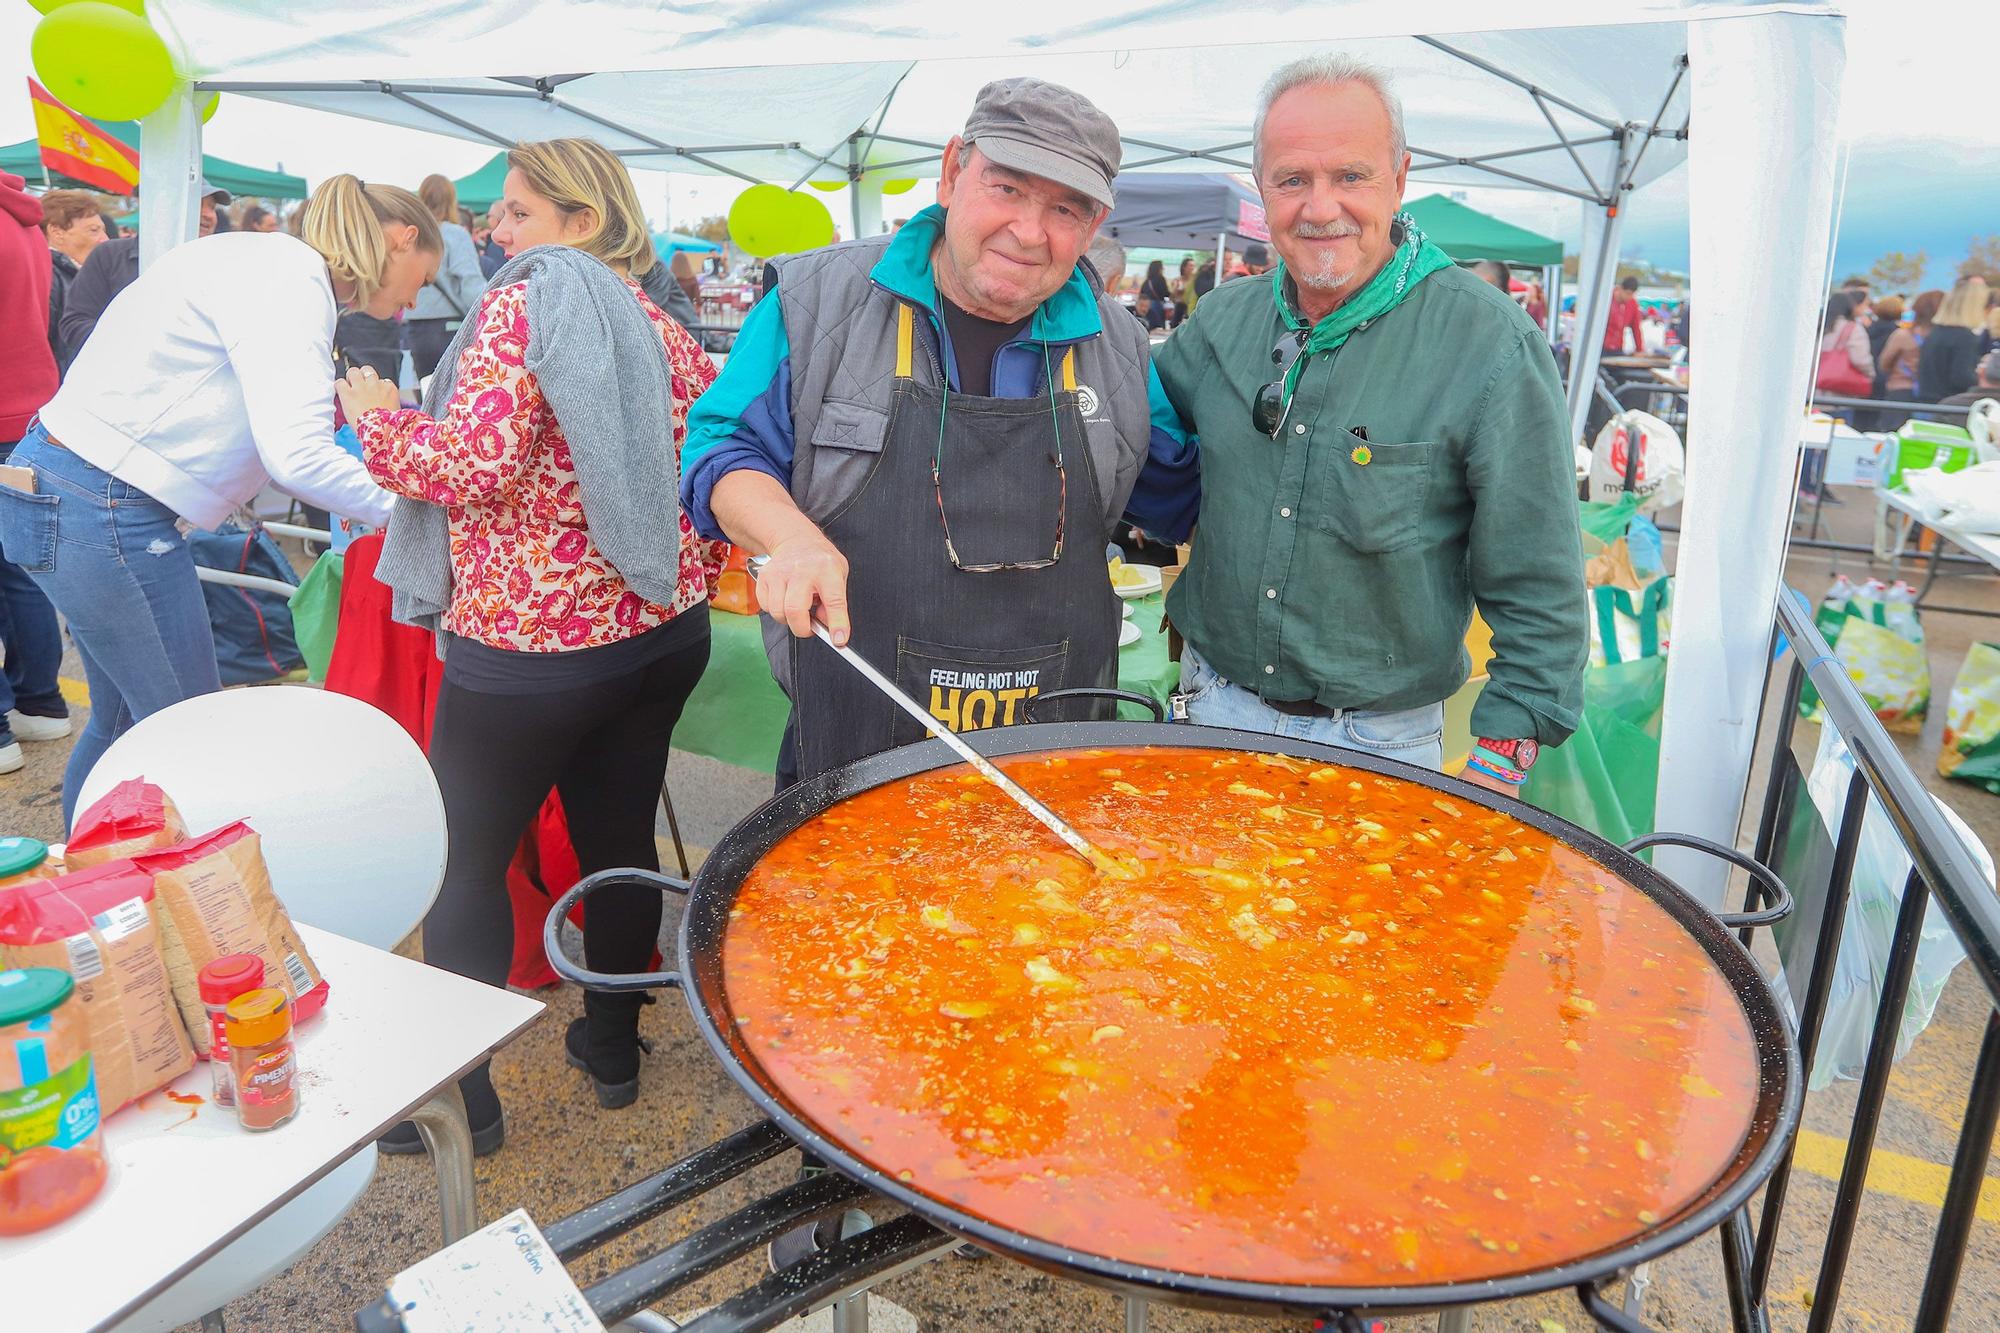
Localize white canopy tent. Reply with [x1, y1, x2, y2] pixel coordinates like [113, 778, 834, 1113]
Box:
[135, 0, 1847, 903]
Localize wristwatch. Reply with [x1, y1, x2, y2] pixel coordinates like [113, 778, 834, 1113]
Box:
[1477, 737, 1539, 771]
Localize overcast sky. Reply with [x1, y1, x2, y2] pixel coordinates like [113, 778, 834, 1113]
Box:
[1, 4, 1984, 283]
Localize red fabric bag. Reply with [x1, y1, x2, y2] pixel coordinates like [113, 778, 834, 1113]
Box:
[323, 534, 580, 989]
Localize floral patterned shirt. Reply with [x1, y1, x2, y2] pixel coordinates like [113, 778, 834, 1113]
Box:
[359, 277, 725, 652]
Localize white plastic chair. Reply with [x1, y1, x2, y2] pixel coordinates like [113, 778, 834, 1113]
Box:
[74, 686, 455, 1333]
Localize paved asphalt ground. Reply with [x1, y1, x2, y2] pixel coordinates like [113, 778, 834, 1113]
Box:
[7, 484, 1995, 1332]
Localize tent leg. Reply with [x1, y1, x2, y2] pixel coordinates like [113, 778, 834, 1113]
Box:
[1544, 263, 1563, 350]
[1565, 193, 1626, 446]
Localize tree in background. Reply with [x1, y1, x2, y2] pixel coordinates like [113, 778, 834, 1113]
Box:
[691, 214, 730, 245]
[1960, 235, 2000, 281]
[1867, 251, 1929, 292]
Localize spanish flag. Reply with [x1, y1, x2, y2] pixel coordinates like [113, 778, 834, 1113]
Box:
[29, 79, 139, 196]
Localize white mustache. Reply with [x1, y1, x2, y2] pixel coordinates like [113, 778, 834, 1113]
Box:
[1291, 221, 1361, 240]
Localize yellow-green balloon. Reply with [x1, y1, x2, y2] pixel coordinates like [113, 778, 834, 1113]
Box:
[784, 191, 835, 252]
[32, 3, 177, 122]
[727, 184, 794, 257]
[808, 179, 845, 194]
[200, 92, 220, 123]
[28, 0, 144, 14]
[879, 178, 918, 196]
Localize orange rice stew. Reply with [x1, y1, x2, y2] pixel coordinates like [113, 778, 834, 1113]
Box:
[724, 747, 1758, 1285]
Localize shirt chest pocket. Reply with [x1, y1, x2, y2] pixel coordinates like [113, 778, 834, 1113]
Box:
[1301, 433, 1432, 554]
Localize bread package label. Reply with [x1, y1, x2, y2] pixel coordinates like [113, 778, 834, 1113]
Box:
[137, 823, 329, 1043]
[0, 859, 197, 1114]
[67, 779, 188, 869]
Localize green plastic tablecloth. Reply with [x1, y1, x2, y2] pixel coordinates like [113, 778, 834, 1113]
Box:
[675, 593, 1179, 774]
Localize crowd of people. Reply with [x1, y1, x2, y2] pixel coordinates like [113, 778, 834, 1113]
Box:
[1817, 273, 1999, 417]
[0, 57, 1590, 1264]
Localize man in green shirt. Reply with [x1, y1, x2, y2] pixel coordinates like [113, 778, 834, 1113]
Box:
[1155, 54, 1587, 792]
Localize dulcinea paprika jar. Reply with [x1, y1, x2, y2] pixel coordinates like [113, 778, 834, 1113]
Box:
[225, 987, 298, 1132]
[197, 954, 265, 1107]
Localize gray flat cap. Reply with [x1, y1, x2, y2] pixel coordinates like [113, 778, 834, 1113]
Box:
[962, 78, 1121, 210]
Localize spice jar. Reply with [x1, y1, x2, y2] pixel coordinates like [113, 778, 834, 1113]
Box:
[0, 837, 51, 891]
[225, 987, 298, 1132]
[0, 967, 108, 1234]
[197, 954, 265, 1107]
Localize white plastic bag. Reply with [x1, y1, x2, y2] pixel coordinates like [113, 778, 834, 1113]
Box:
[1588, 410, 1685, 513]
[1794, 724, 1987, 1091]
[1901, 461, 2000, 533]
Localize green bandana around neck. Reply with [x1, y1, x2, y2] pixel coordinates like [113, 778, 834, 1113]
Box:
[1272, 212, 1454, 399]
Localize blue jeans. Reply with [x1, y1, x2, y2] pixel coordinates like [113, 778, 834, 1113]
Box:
[0, 439, 68, 734]
[1178, 643, 1446, 772]
[0, 427, 220, 826]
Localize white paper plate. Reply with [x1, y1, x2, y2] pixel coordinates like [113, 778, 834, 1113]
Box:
[1121, 600, 1135, 619]
[1119, 619, 1142, 647]
[1111, 564, 1162, 599]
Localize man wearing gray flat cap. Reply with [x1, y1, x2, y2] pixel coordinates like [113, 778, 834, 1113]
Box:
[684, 77, 1199, 793]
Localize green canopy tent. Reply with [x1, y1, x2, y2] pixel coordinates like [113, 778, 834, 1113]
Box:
[452, 153, 509, 212]
[1401, 193, 1563, 266]
[0, 120, 306, 200]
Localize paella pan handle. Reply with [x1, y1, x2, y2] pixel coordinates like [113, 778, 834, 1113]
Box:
[542, 867, 691, 993]
[1620, 832, 1793, 929]
[1023, 687, 1167, 724]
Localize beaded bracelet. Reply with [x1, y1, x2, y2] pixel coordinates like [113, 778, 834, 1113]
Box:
[1464, 755, 1526, 785]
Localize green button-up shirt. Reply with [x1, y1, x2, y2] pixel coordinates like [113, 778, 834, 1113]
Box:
[1154, 264, 1587, 744]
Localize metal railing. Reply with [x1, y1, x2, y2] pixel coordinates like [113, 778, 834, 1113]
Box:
[1738, 592, 2000, 1330]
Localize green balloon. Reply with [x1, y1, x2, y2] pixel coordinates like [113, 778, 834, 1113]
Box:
[28, 0, 145, 14]
[880, 178, 918, 196]
[32, 3, 177, 122]
[785, 191, 836, 252]
[201, 92, 220, 123]
[726, 184, 794, 257]
[808, 180, 844, 194]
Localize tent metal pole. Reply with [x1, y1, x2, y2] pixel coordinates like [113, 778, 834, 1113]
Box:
[1410, 137, 1615, 170]
[1407, 156, 1602, 203]
[1414, 35, 1621, 132]
[387, 90, 516, 148]
[1545, 264, 1563, 351]
[1565, 191, 1626, 445]
[1617, 56, 1689, 194]
[1528, 92, 1605, 199]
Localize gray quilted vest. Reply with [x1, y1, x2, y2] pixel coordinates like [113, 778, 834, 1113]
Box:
[760, 234, 1156, 689]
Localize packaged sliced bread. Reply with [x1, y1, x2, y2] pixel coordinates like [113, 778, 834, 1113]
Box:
[137, 823, 328, 1042]
[0, 858, 197, 1113]
[68, 779, 188, 869]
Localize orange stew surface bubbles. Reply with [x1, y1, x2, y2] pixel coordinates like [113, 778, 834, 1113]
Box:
[723, 748, 1759, 1286]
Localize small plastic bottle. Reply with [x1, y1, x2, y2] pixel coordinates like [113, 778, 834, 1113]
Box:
[1824, 574, 1854, 610]
[197, 955, 265, 1107]
[226, 987, 299, 1132]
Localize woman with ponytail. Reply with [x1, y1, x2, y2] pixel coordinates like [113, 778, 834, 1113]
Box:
[0, 174, 442, 821]
[336, 138, 722, 1148]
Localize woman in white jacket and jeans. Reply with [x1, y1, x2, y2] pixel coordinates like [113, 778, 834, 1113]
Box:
[0, 175, 441, 822]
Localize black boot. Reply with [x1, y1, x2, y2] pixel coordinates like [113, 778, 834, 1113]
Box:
[378, 1059, 505, 1156]
[564, 991, 650, 1109]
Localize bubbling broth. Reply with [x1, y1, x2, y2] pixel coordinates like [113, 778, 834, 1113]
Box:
[723, 747, 1759, 1285]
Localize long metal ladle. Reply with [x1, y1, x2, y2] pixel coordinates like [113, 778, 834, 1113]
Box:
[751, 559, 1127, 877]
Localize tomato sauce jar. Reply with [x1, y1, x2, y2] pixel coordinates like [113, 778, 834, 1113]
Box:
[226, 988, 298, 1132]
[0, 967, 108, 1234]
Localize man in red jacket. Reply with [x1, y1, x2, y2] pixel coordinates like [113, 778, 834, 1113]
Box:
[0, 173, 74, 775]
[1603, 274, 1644, 354]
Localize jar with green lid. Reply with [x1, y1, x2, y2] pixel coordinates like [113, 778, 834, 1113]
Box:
[0, 837, 50, 891]
[0, 967, 107, 1233]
